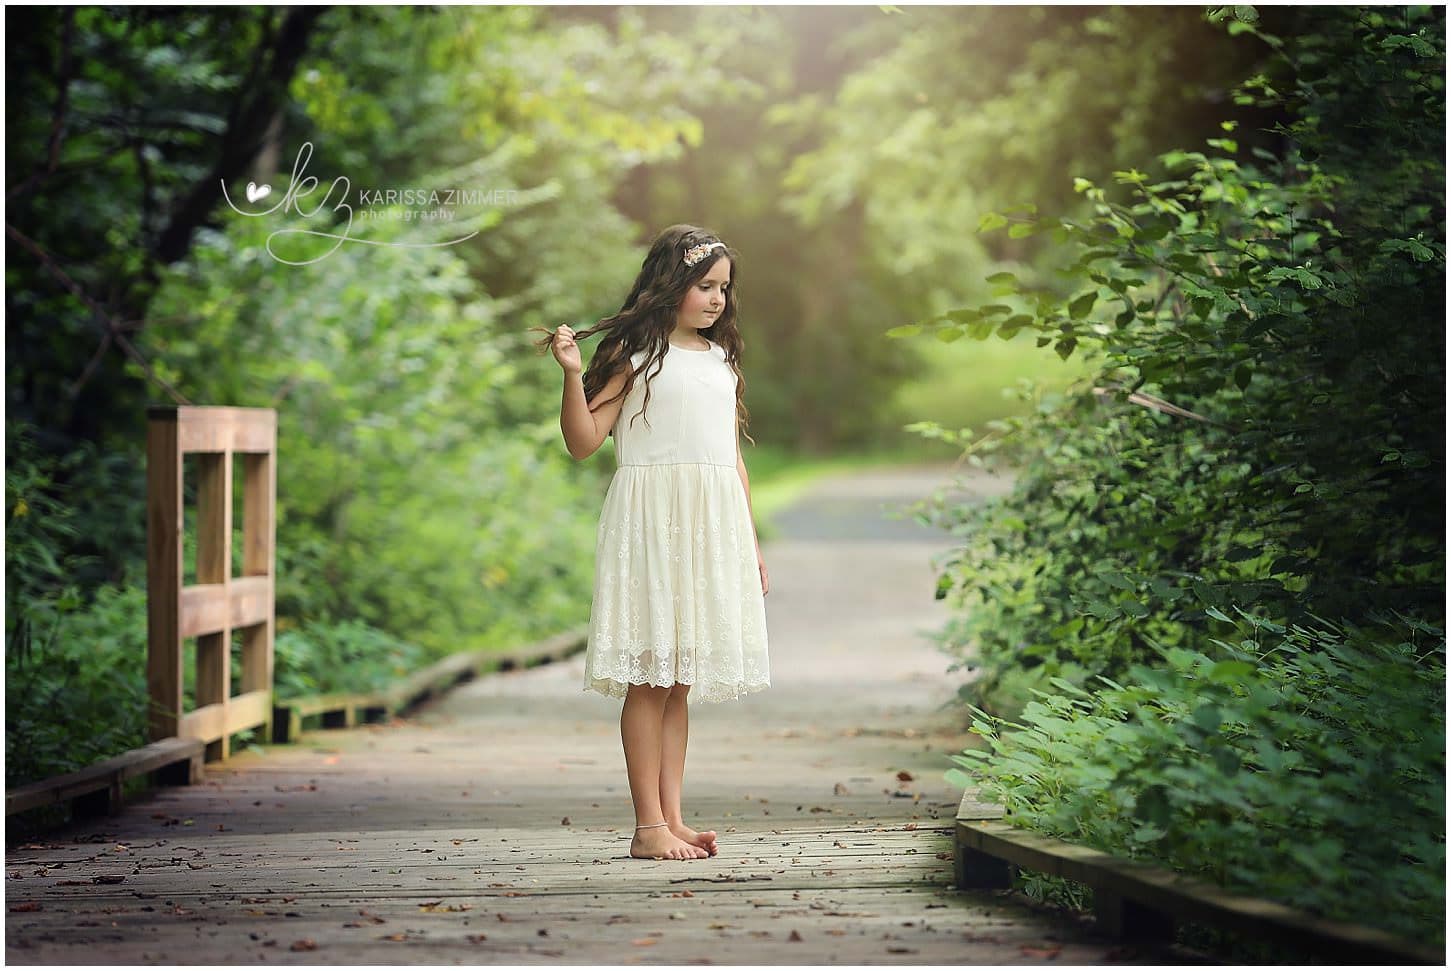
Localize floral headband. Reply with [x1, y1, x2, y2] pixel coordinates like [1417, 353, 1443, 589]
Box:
[683, 240, 726, 267]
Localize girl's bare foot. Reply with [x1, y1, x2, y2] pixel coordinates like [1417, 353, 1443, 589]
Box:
[631, 825, 708, 860]
[669, 821, 718, 857]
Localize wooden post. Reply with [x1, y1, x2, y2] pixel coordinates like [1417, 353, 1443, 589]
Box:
[195, 451, 230, 761]
[146, 412, 183, 741]
[147, 407, 277, 763]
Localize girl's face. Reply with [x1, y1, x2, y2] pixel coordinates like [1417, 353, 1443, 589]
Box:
[676, 258, 731, 329]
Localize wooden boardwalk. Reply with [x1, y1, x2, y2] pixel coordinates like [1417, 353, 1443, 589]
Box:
[7, 464, 1184, 964]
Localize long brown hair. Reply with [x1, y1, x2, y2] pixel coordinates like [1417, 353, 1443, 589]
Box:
[530, 224, 755, 445]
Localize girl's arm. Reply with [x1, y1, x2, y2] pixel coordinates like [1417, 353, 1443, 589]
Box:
[737, 428, 769, 596]
[561, 364, 630, 461]
[736, 425, 760, 553]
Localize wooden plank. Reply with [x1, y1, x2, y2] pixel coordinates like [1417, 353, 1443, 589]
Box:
[6, 738, 205, 816]
[225, 688, 271, 735]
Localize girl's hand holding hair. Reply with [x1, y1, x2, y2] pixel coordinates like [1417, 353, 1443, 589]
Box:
[551, 324, 582, 375]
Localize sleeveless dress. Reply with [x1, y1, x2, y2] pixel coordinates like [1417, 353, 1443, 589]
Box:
[582, 339, 771, 704]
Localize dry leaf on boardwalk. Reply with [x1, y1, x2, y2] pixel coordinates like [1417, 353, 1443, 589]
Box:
[1020, 944, 1063, 959]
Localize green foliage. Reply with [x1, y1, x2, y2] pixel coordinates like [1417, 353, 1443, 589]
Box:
[909, 5, 1446, 954]
[273, 619, 428, 700]
[6, 583, 152, 789]
[911, 5, 1444, 705]
[949, 611, 1446, 943]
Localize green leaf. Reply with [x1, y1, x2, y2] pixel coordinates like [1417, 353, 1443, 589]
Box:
[1208, 660, 1256, 682]
[1101, 572, 1137, 591]
[884, 323, 922, 338]
[978, 211, 1009, 233]
[1068, 291, 1097, 319]
[1191, 704, 1222, 733]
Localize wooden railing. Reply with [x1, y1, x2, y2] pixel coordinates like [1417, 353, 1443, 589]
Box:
[9, 403, 588, 826]
[146, 405, 277, 761]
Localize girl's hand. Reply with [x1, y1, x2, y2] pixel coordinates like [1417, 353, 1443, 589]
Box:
[757, 549, 769, 596]
[551, 324, 582, 374]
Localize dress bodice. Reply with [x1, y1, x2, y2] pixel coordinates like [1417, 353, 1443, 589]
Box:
[611, 341, 738, 468]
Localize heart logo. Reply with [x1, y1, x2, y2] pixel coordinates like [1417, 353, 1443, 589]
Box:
[246, 181, 271, 203]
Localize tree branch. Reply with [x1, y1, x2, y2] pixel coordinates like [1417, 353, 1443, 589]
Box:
[5, 223, 190, 405]
[153, 5, 331, 266]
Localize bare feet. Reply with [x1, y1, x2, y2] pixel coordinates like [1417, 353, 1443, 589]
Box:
[669, 821, 718, 857]
[630, 825, 708, 860]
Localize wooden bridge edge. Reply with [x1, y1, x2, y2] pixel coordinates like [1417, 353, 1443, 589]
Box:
[6, 626, 589, 826]
[952, 788, 1443, 965]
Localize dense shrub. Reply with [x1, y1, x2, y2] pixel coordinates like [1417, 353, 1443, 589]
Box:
[949, 610, 1445, 944]
[912, 4, 1445, 952]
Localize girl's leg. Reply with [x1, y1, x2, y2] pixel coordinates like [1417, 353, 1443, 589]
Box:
[660, 684, 717, 855]
[621, 682, 707, 860]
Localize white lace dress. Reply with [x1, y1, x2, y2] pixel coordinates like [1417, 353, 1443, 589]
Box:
[582, 339, 771, 704]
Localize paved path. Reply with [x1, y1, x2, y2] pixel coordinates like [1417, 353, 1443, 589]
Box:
[6, 461, 1179, 964]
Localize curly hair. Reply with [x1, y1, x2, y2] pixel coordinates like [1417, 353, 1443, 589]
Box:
[531, 223, 754, 445]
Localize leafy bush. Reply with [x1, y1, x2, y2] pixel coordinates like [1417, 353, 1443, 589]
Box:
[5, 583, 152, 790]
[949, 610, 1446, 944]
[273, 618, 429, 699]
[906, 6, 1443, 715]
[911, 6, 1445, 958]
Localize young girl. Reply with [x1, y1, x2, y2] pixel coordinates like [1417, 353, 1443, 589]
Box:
[536, 224, 771, 862]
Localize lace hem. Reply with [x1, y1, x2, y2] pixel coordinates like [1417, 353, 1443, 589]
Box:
[582, 674, 771, 705]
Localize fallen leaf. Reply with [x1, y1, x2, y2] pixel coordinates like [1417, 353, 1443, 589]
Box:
[630, 938, 658, 946]
[897, 770, 915, 781]
[561, 816, 571, 826]
[290, 939, 318, 951]
[466, 934, 489, 943]
[788, 930, 803, 942]
[9, 902, 41, 913]
[1020, 944, 1062, 959]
